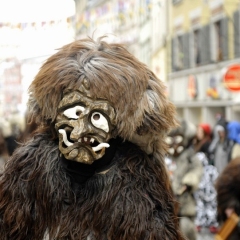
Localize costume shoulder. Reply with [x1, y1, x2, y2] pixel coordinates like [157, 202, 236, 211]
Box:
[215, 157, 240, 222]
[0, 134, 73, 240]
[215, 157, 240, 204]
[216, 157, 240, 191]
[82, 141, 183, 240]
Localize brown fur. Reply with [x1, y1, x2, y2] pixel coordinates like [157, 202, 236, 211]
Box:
[215, 157, 240, 222]
[28, 36, 176, 152]
[0, 37, 183, 239]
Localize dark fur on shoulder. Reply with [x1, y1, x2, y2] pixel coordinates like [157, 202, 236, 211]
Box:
[215, 157, 240, 222]
[0, 134, 182, 239]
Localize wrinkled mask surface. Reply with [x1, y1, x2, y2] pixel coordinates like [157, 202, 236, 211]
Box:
[55, 90, 116, 164]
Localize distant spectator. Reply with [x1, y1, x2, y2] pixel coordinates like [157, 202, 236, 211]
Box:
[166, 119, 203, 240]
[208, 114, 228, 164]
[1, 111, 26, 156]
[211, 125, 230, 174]
[215, 113, 228, 130]
[0, 129, 9, 172]
[215, 157, 240, 240]
[227, 121, 240, 160]
[193, 123, 212, 160]
[194, 152, 218, 234]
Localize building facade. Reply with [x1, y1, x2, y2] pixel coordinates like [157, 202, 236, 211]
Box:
[74, 0, 169, 81]
[169, 0, 240, 125]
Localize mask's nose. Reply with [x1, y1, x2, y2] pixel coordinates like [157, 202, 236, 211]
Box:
[70, 118, 90, 141]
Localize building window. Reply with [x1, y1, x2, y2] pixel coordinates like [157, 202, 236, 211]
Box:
[176, 35, 184, 70]
[233, 10, 240, 58]
[214, 21, 223, 61]
[193, 29, 201, 65]
[172, 0, 182, 4]
[210, 17, 229, 62]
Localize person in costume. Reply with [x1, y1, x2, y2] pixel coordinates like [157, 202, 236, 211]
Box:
[194, 152, 219, 233]
[215, 157, 240, 240]
[0, 37, 184, 240]
[192, 123, 219, 233]
[166, 119, 203, 240]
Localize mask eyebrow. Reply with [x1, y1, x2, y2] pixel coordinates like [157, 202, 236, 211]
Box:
[58, 92, 85, 110]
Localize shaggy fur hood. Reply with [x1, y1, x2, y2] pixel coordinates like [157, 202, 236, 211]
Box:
[215, 157, 240, 222]
[27, 37, 177, 155]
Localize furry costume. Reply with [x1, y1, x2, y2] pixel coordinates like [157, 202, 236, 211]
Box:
[0, 37, 184, 240]
[215, 157, 240, 239]
[166, 120, 203, 240]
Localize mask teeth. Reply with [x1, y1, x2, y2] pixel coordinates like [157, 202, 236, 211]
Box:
[79, 137, 95, 144]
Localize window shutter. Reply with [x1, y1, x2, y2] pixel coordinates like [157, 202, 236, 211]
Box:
[171, 37, 176, 72]
[233, 10, 240, 58]
[189, 31, 194, 68]
[220, 17, 229, 61]
[200, 25, 211, 65]
[183, 33, 190, 69]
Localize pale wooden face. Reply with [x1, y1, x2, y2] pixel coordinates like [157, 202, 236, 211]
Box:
[55, 90, 116, 164]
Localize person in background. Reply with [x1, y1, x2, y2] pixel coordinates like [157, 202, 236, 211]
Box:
[0, 129, 9, 172]
[5, 110, 25, 155]
[193, 123, 218, 233]
[227, 121, 240, 160]
[208, 114, 228, 165]
[193, 123, 212, 160]
[166, 119, 203, 240]
[215, 157, 240, 240]
[215, 113, 228, 130]
[0, 118, 12, 157]
[211, 125, 230, 175]
[194, 152, 219, 234]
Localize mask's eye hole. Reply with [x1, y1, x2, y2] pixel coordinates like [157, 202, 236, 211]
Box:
[91, 112, 109, 133]
[63, 106, 85, 119]
[93, 113, 100, 120]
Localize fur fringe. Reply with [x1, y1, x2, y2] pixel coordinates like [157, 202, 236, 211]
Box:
[27, 37, 177, 154]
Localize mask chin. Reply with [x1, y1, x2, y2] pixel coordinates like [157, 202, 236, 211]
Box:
[61, 142, 109, 164]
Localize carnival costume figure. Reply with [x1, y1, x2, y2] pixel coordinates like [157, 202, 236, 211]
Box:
[0, 37, 184, 240]
[166, 120, 203, 240]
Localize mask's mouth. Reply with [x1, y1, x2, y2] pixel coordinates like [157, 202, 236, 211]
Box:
[58, 129, 110, 153]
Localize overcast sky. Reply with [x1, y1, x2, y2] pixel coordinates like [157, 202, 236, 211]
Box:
[0, 0, 75, 22]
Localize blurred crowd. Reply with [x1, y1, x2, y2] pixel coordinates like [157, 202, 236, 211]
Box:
[0, 111, 37, 172]
[165, 114, 240, 240]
